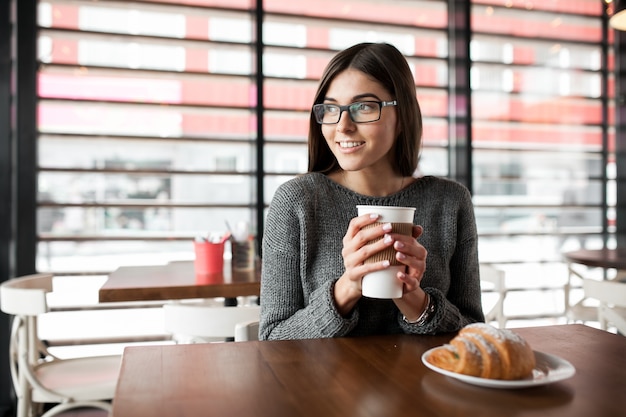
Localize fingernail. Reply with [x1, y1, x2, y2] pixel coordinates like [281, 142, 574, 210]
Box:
[370, 213, 379, 219]
[381, 260, 390, 267]
[394, 241, 405, 249]
[382, 222, 392, 231]
[383, 234, 393, 244]
[396, 252, 406, 260]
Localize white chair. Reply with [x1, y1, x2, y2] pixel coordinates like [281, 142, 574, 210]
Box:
[582, 278, 626, 334]
[0, 273, 121, 417]
[163, 301, 260, 343]
[564, 262, 605, 323]
[234, 320, 260, 342]
[479, 264, 507, 328]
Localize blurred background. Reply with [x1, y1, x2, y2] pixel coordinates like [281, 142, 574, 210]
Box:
[1, 3, 624, 411]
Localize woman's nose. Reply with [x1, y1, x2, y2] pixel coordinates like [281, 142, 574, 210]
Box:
[336, 110, 356, 132]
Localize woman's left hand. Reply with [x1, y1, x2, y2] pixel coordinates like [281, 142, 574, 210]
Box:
[393, 225, 427, 294]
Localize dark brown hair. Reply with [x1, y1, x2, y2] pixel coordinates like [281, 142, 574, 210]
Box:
[307, 42, 422, 176]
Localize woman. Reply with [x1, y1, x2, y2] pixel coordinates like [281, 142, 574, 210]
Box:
[259, 42, 484, 340]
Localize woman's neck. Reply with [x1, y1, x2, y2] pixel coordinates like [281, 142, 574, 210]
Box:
[330, 170, 409, 197]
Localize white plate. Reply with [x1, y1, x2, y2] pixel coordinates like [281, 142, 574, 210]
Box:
[421, 348, 576, 389]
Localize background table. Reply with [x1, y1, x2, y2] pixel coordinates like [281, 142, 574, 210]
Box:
[98, 261, 260, 303]
[563, 248, 626, 270]
[563, 248, 626, 322]
[112, 324, 625, 417]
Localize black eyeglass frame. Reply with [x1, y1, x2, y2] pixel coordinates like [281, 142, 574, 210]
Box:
[312, 100, 398, 125]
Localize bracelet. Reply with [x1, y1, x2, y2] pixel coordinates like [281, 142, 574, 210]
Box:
[403, 293, 435, 326]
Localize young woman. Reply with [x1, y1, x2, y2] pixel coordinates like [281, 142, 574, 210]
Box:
[259, 42, 484, 340]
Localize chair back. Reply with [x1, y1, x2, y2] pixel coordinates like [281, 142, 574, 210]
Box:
[583, 278, 626, 334]
[163, 302, 261, 342]
[583, 278, 626, 307]
[234, 320, 260, 341]
[0, 273, 53, 316]
[479, 264, 506, 328]
[1, 273, 119, 417]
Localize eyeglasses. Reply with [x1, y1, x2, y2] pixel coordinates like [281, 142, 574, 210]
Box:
[312, 100, 397, 124]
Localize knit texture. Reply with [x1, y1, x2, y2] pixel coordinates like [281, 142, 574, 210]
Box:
[259, 172, 484, 340]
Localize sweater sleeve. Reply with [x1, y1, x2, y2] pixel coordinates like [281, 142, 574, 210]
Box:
[399, 183, 485, 335]
[259, 180, 358, 340]
[433, 184, 484, 333]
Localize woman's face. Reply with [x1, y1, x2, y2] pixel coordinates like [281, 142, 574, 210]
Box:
[320, 68, 399, 175]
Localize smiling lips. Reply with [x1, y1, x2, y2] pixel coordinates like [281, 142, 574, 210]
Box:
[338, 141, 364, 148]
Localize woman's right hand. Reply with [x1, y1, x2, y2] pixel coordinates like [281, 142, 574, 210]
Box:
[333, 212, 396, 315]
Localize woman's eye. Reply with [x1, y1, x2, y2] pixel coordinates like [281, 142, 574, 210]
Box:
[356, 103, 374, 112]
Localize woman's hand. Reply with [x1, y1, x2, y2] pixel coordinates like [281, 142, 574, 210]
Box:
[334, 214, 427, 316]
[393, 225, 427, 293]
[334, 212, 429, 319]
[334, 213, 392, 315]
[392, 225, 430, 321]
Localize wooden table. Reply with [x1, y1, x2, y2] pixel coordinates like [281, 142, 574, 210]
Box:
[98, 261, 260, 303]
[111, 324, 625, 417]
[562, 248, 626, 322]
[563, 248, 626, 270]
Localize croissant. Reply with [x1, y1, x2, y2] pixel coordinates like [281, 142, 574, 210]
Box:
[426, 323, 536, 380]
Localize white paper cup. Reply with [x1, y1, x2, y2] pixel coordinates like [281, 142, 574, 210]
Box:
[356, 205, 416, 299]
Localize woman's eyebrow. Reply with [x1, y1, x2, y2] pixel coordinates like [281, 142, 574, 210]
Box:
[322, 93, 382, 103]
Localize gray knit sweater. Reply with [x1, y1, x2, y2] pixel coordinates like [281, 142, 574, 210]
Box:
[259, 172, 484, 340]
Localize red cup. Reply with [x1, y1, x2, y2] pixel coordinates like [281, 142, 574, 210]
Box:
[194, 241, 225, 276]
[195, 272, 223, 285]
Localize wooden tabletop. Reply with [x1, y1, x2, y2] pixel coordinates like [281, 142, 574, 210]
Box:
[98, 261, 260, 303]
[563, 248, 626, 270]
[112, 324, 625, 417]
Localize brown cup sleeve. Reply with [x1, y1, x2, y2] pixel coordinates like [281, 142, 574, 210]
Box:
[362, 222, 413, 265]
